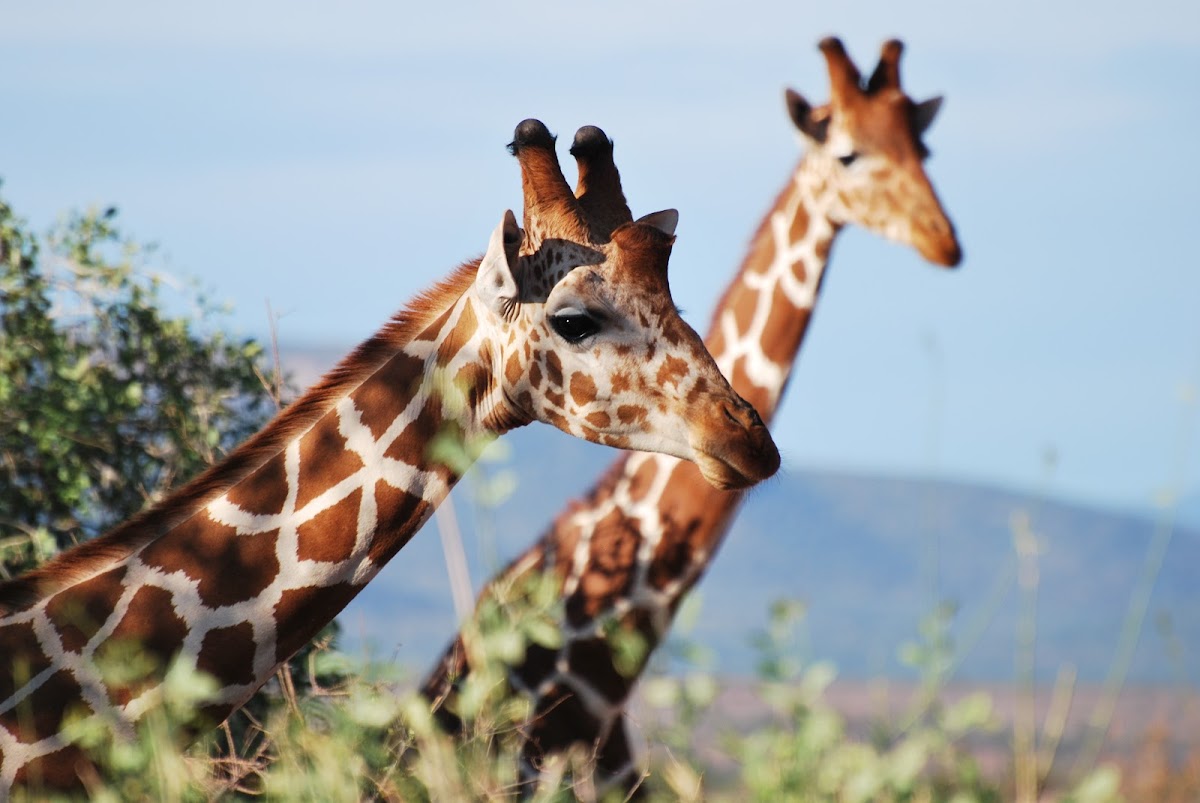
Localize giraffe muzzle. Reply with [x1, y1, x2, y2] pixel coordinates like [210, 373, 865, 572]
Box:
[691, 398, 781, 490]
[911, 199, 963, 268]
[917, 227, 963, 268]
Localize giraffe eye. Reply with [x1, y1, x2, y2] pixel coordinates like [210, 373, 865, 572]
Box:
[838, 151, 859, 167]
[549, 312, 600, 343]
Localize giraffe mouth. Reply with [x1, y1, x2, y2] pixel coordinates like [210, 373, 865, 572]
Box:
[690, 400, 781, 490]
[694, 447, 779, 491]
[909, 209, 963, 268]
[917, 235, 963, 268]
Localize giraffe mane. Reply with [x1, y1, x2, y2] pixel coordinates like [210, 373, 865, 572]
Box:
[0, 259, 483, 614]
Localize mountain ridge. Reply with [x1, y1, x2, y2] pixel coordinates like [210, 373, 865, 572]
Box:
[340, 423, 1200, 684]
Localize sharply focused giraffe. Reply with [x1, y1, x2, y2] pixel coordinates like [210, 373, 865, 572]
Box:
[0, 119, 780, 792]
[422, 38, 962, 795]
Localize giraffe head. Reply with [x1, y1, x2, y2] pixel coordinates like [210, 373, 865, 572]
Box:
[470, 120, 779, 490]
[786, 37, 962, 267]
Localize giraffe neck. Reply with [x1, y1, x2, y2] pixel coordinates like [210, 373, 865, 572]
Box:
[0, 283, 511, 789]
[422, 156, 846, 788]
[709, 153, 840, 417]
[551, 154, 843, 624]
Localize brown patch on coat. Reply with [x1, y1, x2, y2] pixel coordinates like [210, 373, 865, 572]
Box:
[723, 282, 756, 344]
[541, 406, 569, 433]
[759, 282, 814, 368]
[514, 390, 533, 415]
[196, 623, 257, 686]
[656, 355, 689, 389]
[435, 299, 478, 365]
[98, 586, 188, 705]
[139, 515, 281, 609]
[624, 455, 660, 503]
[599, 432, 631, 449]
[296, 487, 362, 564]
[544, 351, 563, 388]
[565, 509, 639, 626]
[454, 359, 491, 411]
[512, 642, 558, 692]
[661, 321, 683, 346]
[349, 350, 427, 441]
[597, 715, 634, 776]
[45, 565, 129, 653]
[586, 411, 611, 430]
[273, 582, 361, 664]
[684, 375, 712, 406]
[789, 198, 814, 243]
[505, 352, 523, 387]
[10, 670, 89, 743]
[647, 520, 702, 592]
[225, 450, 288, 517]
[12, 744, 90, 791]
[526, 682, 600, 759]
[368, 481, 431, 565]
[545, 510, 585, 578]
[0, 621, 52, 703]
[567, 636, 629, 703]
[616, 404, 646, 426]
[409, 296, 457, 344]
[382, 401, 442, 469]
[296, 416, 365, 512]
[653, 463, 741, 563]
[569, 373, 598, 407]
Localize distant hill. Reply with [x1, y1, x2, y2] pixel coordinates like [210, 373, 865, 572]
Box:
[283, 345, 1199, 684]
[1178, 490, 1200, 531]
[341, 424, 1200, 685]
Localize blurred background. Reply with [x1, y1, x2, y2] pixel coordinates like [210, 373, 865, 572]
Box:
[4, 1, 1199, 793]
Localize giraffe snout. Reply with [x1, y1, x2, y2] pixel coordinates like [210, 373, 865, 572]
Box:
[691, 397, 780, 490]
[911, 202, 962, 268]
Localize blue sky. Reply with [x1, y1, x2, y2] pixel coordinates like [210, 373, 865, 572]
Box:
[3, 1, 1199, 518]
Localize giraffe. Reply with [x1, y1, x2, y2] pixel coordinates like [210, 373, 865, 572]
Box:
[0, 119, 781, 793]
[421, 38, 962, 796]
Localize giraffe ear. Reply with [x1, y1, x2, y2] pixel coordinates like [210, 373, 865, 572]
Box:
[911, 95, 943, 136]
[785, 88, 830, 143]
[476, 210, 522, 316]
[636, 209, 678, 237]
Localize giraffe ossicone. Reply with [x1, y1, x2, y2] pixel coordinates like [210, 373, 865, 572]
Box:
[0, 118, 778, 792]
[422, 38, 963, 798]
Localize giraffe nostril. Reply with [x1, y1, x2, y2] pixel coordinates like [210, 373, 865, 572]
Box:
[722, 401, 766, 430]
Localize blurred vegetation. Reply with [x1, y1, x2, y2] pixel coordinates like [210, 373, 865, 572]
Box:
[0, 185, 339, 782]
[0, 190, 275, 575]
[13, 570, 1143, 802]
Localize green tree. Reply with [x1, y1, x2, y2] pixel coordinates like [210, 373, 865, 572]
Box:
[0, 187, 352, 787]
[0, 189, 275, 577]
